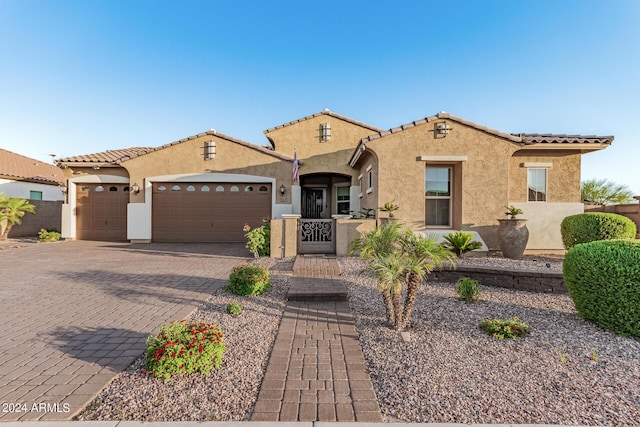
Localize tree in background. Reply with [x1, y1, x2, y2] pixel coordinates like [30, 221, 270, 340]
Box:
[581, 179, 635, 205]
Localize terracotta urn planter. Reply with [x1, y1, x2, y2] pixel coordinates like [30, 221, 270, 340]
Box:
[497, 218, 529, 259]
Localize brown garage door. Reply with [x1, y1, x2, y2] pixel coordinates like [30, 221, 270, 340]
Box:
[152, 182, 272, 242]
[76, 183, 129, 241]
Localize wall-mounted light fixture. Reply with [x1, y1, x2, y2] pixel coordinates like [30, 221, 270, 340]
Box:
[59, 184, 68, 194]
[436, 122, 452, 135]
[131, 183, 140, 194]
[279, 184, 286, 195]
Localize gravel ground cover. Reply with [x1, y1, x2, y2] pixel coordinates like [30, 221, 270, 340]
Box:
[340, 257, 640, 426]
[77, 258, 291, 421]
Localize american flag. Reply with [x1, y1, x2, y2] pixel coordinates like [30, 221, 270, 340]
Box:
[292, 148, 299, 183]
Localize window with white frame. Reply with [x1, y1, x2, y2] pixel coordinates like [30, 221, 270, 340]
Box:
[366, 165, 373, 193]
[204, 140, 216, 160]
[336, 185, 350, 214]
[528, 168, 547, 202]
[320, 123, 331, 141]
[358, 174, 363, 198]
[29, 191, 43, 200]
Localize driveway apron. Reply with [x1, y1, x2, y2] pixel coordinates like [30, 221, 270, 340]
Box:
[0, 241, 248, 421]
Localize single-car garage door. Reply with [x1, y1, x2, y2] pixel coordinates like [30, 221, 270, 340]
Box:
[152, 182, 272, 242]
[76, 183, 129, 241]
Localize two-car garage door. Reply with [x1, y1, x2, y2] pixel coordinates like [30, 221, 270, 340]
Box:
[151, 182, 272, 242]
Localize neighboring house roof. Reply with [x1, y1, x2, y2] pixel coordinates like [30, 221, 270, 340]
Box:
[57, 130, 299, 167]
[350, 111, 614, 166]
[264, 109, 385, 135]
[0, 149, 64, 185]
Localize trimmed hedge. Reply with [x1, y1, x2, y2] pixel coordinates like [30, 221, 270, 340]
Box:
[563, 239, 640, 339]
[228, 264, 271, 296]
[560, 212, 636, 249]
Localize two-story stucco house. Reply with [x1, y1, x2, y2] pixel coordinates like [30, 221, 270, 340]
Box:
[56, 110, 612, 254]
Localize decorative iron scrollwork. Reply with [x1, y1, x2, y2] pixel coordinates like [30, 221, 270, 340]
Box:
[300, 220, 333, 242]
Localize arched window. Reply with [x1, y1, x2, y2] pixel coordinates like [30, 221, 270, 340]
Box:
[259, 186, 268, 192]
[109, 186, 118, 192]
[95, 186, 104, 192]
[230, 185, 239, 192]
[171, 185, 181, 191]
[186, 185, 196, 192]
[201, 185, 210, 192]
[215, 185, 225, 192]
[157, 185, 167, 191]
[245, 186, 254, 192]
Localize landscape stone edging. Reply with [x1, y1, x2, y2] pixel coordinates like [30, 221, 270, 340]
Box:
[432, 264, 567, 294]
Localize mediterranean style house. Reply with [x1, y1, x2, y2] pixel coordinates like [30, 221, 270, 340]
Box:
[55, 110, 612, 254]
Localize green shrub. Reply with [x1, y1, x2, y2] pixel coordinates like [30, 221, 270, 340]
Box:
[455, 277, 480, 303]
[228, 264, 271, 296]
[442, 231, 483, 257]
[561, 212, 636, 249]
[480, 317, 530, 339]
[242, 219, 270, 257]
[144, 321, 225, 379]
[563, 239, 640, 339]
[38, 228, 61, 242]
[226, 301, 243, 315]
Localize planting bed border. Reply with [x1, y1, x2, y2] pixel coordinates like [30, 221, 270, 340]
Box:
[433, 265, 566, 294]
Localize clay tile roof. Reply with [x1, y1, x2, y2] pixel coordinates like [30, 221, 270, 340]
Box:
[264, 109, 384, 134]
[56, 147, 156, 164]
[0, 149, 64, 184]
[516, 133, 614, 144]
[57, 130, 299, 166]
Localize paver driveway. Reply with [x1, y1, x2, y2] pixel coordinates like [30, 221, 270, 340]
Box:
[0, 240, 249, 421]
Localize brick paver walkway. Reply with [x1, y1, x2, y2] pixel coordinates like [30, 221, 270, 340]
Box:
[252, 256, 383, 422]
[0, 241, 248, 421]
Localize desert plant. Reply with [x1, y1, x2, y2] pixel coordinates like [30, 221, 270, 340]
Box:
[442, 231, 483, 257]
[0, 194, 36, 240]
[228, 264, 271, 296]
[226, 301, 243, 315]
[581, 179, 634, 205]
[378, 200, 400, 218]
[144, 320, 225, 379]
[563, 239, 640, 339]
[350, 222, 455, 331]
[456, 277, 480, 303]
[38, 228, 61, 242]
[504, 205, 523, 219]
[242, 219, 270, 257]
[560, 212, 636, 249]
[480, 316, 530, 339]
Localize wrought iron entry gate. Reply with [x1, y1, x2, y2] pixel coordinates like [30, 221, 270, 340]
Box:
[298, 219, 336, 254]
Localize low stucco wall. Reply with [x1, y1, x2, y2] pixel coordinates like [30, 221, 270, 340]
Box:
[510, 202, 584, 250]
[6, 200, 62, 238]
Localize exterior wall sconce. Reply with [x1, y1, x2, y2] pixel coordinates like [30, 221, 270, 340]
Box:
[59, 184, 68, 194]
[131, 183, 140, 194]
[436, 122, 452, 135]
[279, 184, 286, 195]
[320, 123, 331, 141]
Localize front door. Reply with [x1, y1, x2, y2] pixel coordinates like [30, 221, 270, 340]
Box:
[302, 188, 326, 219]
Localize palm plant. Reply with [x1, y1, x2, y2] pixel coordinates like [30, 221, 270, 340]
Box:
[0, 195, 36, 240]
[441, 231, 483, 257]
[350, 222, 455, 331]
[378, 200, 400, 218]
[399, 231, 455, 330]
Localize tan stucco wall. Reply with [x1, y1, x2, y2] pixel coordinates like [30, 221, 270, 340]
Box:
[362, 120, 519, 249]
[121, 134, 294, 204]
[267, 115, 377, 180]
[355, 151, 378, 217]
[509, 151, 582, 202]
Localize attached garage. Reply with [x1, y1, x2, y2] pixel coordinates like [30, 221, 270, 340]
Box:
[76, 183, 129, 241]
[152, 182, 272, 242]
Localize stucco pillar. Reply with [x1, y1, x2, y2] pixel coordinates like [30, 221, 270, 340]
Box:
[350, 186, 361, 217]
[281, 214, 300, 257]
[291, 185, 301, 215]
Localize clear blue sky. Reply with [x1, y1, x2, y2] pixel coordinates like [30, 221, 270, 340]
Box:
[1, 0, 639, 195]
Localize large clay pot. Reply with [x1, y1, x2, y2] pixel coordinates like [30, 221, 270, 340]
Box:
[497, 219, 529, 259]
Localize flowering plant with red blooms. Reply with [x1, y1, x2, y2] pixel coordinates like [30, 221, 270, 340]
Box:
[144, 321, 225, 379]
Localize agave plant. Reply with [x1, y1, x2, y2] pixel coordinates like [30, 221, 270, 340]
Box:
[441, 231, 483, 257]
